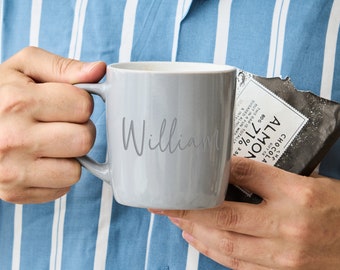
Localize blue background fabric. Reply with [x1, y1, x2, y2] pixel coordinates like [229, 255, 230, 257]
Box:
[0, 0, 339, 269]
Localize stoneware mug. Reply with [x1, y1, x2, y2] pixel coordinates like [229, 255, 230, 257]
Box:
[77, 61, 236, 209]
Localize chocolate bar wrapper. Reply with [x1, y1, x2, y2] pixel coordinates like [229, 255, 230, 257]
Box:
[226, 71, 340, 204]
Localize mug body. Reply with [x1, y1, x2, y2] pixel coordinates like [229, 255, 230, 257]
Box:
[105, 62, 236, 209]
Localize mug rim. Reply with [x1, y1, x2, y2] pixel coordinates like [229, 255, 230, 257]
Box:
[108, 61, 236, 74]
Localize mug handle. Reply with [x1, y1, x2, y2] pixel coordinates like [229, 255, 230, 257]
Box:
[74, 83, 110, 184]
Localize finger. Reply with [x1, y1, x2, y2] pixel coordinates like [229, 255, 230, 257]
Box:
[7, 46, 106, 84]
[0, 158, 80, 203]
[31, 121, 96, 158]
[171, 217, 278, 268]
[0, 187, 71, 204]
[32, 82, 94, 123]
[181, 230, 269, 270]
[0, 157, 80, 203]
[28, 187, 71, 204]
[151, 201, 276, 237]
[0, 73, 94, 123]
[26, 158, 81, 189]
[230, 156, 302, 199]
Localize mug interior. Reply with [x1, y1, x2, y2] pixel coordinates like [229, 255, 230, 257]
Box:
[109, 61, 235, 73]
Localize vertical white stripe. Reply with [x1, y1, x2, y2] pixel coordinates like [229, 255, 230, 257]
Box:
[185, 245, 200, 270]
[171, 0, 192, 61]
[50, 196, 67, 270]
[69, 0, 88, 60]
[50, 1, 88, 269]
[93, 184, 113, 270]
[172, 0, 192, 61]
[320, 0, 340, 100]
[143, 213, 155, 270]
[29, 0, 43, 46]
[50, 202, 58, 270]
[11, 205, 22, 270]
[267, 0, 290, 77]
[213, 0, 232, 64]
[119, 0, 138, 62]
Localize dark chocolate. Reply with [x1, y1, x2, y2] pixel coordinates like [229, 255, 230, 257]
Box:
[226, 72, 340, 204]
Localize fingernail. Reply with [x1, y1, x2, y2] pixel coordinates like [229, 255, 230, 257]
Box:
[182, 231, 195, 243]
[82, 61, 100, 73]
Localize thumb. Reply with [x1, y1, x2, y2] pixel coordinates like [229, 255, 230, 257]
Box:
[8, 46, 106, 84]
[230, 156, 289, 200]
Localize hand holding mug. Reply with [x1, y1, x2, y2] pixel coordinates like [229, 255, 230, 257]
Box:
[0, 47, 106, 203]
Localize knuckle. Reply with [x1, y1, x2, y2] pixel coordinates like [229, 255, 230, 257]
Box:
[230, 157, 256, 182]
[14, 47, 41, 70]
[52, 56, 74, 81]
[0, 84, 33, 115]
[0, 167, 17, 186]
[71, 159, 82, 182]
[77, 91, 94, 121]
[284, 220, 312, 243]
[215, 206, 239, 229]
[0, 140, 31, 203]
[0, 126, 30, 157]
[0, 134, 13, 156]
[277, 250, 308, 269]
[51, 55, 84, 85]
[296, 180, 318, 208]
[228, 257, 241, 270]
[49, 158, 82, 185]
[54, 159, 82, 184]
[77, 124, 96, 155]
[17, 46, 36, 60]
[219, 237, 235, 256]
[0, 163, 25, 191]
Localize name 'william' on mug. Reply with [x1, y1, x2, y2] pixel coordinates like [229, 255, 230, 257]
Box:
[122, 117, 220, 156]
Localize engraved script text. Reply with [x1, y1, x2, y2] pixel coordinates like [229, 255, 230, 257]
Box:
[122, 117, 220, 156]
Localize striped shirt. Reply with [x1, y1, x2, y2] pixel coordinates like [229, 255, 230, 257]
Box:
[0, 0, 339, 269]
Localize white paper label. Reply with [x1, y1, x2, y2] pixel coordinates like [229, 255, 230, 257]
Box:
[233, 75, 308, 166]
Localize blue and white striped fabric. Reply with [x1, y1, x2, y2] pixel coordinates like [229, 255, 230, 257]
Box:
[0, 1, 339, 269]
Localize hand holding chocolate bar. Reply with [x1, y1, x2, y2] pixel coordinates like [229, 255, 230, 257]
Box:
[152, 156, 340, 269]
